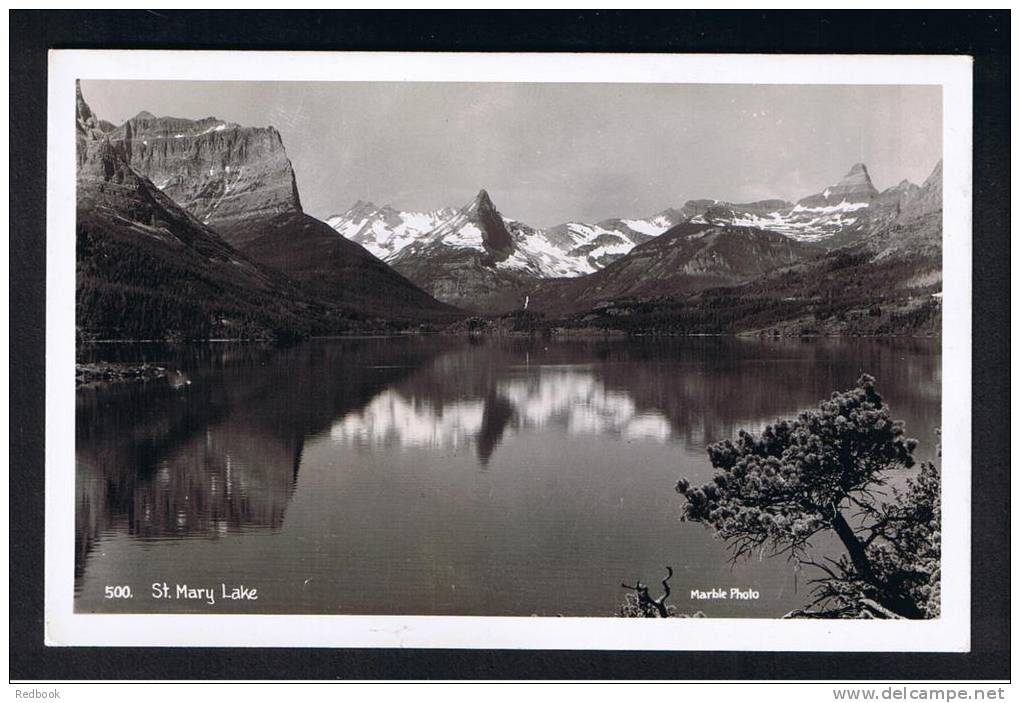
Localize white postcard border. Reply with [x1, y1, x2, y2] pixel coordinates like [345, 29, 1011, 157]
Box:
[45, 50, 972, 650]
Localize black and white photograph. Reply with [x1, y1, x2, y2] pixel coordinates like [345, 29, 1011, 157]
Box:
[71, 77, 947, 620]
[9, 8, 1013, 689]
[34, 48, 980, 655]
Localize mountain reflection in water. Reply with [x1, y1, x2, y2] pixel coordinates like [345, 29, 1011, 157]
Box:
[329, 367, 675, 461]
[75, 339, 450, 579]
[75, 336, 940, 616]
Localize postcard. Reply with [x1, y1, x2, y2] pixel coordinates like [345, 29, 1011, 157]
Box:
[45, 50, 972, 650]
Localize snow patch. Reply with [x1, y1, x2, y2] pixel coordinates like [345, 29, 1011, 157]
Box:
[792, 200, 869, 215]
[621, 218, 671, 236]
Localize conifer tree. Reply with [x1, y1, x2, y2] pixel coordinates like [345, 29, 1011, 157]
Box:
[676, 375, 940, 619]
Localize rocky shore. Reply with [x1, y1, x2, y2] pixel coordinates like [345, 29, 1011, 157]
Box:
[75, 362, 169, 387]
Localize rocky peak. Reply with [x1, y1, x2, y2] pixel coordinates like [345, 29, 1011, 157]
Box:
[471, 188, 494, 210]
[797, 163, 879, 208]
[845, 162, 870, 178]
[337, 200, 380, 219]
[922, 159, 943, 191]
[103, 108, 302, 233]
[76, 82, 117, 165]
[877, 179, 921, 208]
[464, 189, 514, 254]
[837, 162, 876, 189]
[832, 162, 877, 194]
[76, 82, 107, 137]
[76, 82, 94, 127]
[897, 160, 942, 222]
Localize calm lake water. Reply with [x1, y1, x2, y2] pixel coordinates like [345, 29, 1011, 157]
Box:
[75, 336, 941, 617]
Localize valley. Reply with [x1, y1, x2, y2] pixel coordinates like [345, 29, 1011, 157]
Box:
[75, 82, 943, 342]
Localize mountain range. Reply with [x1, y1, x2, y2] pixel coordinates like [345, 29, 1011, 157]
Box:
[76, 83, 455, 342]
[326, 197, 682, 278]
[76, 86, 327, 341]
[550, 161, 943, 336]
[322, 160, 941, 319]
[75, 82, 942, 341]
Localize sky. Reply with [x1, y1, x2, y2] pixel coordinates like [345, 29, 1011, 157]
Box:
[81, 80, 942, 228]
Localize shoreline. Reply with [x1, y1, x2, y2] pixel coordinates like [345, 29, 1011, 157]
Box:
[75, 362, 170, 388]
[78, 330, 944, 344]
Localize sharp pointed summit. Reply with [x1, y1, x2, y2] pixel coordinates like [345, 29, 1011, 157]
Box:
[468, 189, 514, 253]
[386, 189, 545, 311]
[75, 80, 114, 148]
[409, 189, 514, 256]
[797, 163, 879, 208]
[470, 188, 498, 217]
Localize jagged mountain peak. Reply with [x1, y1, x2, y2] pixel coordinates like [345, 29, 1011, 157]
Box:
[80, 96, 454, 322]
[468, 188, 498, 213]
[836, 162, 876, 190]
[326, 200, 457, 261]
[797, 162, 879, 208]
[76, 82, 98, 128]
[471, 190, 513, 253]
[895, 160, 943, 223]
[421, 189, 513, 254]
[338, 199, 382, 218]
[75, 82, 114, 161]
[879, 179, 920, 200]
[75, 81, 91, 116]
[102, 107, 302, 230]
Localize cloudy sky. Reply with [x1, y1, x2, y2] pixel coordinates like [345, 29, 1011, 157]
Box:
[81, 80, 942, 227]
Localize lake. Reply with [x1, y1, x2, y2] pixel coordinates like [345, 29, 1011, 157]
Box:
[74, 336, 941, 618]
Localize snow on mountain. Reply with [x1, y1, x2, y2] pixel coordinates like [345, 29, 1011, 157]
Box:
[534, 213, 683, 274]
[329, 163, 925, 283]
[418, 189, 515, 254]
[797, 162, 879, 208]
[620, 214, 676, 236]
[325, 201, 455, 260]
[680, 165, 920, 245]
[499, 219, 593, 277]
[328, 368, 673, 453]
[328, 192, 684, 278]
[689, 199, 872, 243]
